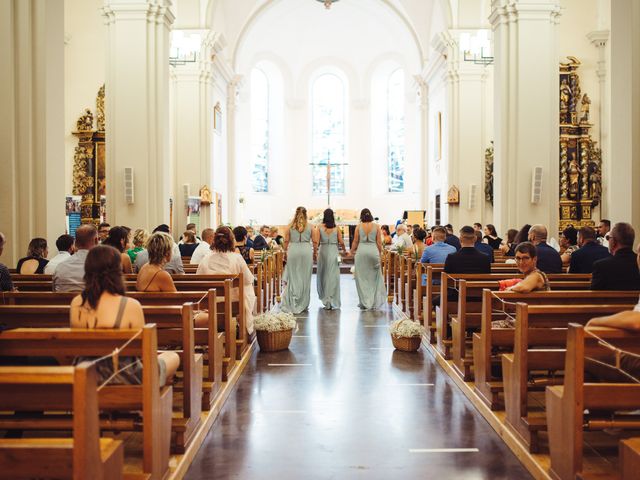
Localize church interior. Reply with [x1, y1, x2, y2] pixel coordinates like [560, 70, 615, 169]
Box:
[1, 0, 640, 479]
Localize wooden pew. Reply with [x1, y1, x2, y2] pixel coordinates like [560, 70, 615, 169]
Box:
[0, 304, 202, 454]
[502, 302, 635, 452]
[0, 363, 124, 480]
[437, 273, 591, 359]
[450, 278, 593, 380]
[0, 325, 172, 480]
[546, 324, 640, 480]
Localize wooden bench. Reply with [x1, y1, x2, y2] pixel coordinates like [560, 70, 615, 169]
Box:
[0, 325, 172, 479]
[502, 302, 635, 452]
[0, 363, 124, 480]
[546, 324, 640, 480]
[0, 303, 202, 454]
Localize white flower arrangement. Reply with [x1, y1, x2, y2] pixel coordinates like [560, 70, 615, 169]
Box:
[390, 318, 425, 338]
[254, 311, 297, 332]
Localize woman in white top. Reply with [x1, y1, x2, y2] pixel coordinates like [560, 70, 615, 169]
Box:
[197, 226, 256, 334]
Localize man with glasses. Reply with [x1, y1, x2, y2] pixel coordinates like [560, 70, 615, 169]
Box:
[98, 222, 110, 243]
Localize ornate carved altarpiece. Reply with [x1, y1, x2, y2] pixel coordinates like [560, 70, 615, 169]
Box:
[72, 85, 105, 225]
[559, 57, 602, 231]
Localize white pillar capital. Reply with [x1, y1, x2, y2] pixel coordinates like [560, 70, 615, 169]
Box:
[490, 0, 562, 26]
[587, 29, 610, 49]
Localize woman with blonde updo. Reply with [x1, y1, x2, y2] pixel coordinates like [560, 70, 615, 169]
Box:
[281, 206, 314, 314]
[127, 229, 149, 264]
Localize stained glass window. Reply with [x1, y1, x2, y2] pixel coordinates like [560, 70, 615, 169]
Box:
[311, 73, 346, 195]
[251, 68, 269, 193]
[387, 69, 405, 193]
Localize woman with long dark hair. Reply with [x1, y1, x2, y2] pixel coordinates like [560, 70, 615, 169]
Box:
[350, 208, 386, 310]
[281, 206, 313, 314]
[482, 224, 502, 250]
[312, 208, 346, 309]
[103, 226, 133, 273]
[70, 245, 179, 384]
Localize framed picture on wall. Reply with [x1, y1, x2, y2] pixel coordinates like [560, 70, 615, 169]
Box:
[214, 102, 222, 135]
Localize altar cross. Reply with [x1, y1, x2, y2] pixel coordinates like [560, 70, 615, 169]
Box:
[309, 150, 348, 207]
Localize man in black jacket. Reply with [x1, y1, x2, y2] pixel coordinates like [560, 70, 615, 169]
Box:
[591, 222, 640, 290]
[444, 224, 461, 251]
[569, 226, 611, 273]
[528, 224, 563, 273]
[252, 225, 270, 251]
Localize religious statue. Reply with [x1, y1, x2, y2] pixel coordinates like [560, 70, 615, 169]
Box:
[76, 109, 94, 131]
[484, 141, 494, 204]
[579, 94, 591, 124]
[447, 185, 460, 205]
[199, 185, 212, 205]
[560, 144, 569, 198]
[568, 154, 579, 199]
[560, 79, 571, 113]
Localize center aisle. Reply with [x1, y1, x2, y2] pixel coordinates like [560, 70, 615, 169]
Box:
[185, 275, 531, 479]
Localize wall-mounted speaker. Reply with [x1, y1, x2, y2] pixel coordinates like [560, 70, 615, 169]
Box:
[531, 166, 543, 204]
[468, 184, 478, 210]
[124, 167, 134, 204]
[182, 183, 190, 206]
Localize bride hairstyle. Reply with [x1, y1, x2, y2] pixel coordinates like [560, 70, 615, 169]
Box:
[289, 206, 308, 232]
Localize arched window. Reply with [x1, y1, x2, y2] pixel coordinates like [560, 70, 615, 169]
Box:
[251, 68, 269, 193]
[311, 73, 346, 195]
[387, 69, 405, 193]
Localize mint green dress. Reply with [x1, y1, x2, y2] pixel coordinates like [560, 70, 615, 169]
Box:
[281, 225, 313, 314]
[354, 224, 386, 310]
[317, 227, 341, 309]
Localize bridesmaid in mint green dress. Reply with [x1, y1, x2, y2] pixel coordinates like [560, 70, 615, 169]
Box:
[313, 208, 346, 310]
[351, 208, 386, 310]
[281, 207, 313, 314]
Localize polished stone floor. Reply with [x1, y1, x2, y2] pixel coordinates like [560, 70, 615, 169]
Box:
[185, 275, 532, 479]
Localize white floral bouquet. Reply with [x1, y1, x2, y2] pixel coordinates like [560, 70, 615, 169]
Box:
[389, 318, 424, 338]
[254, 311, 297, 332]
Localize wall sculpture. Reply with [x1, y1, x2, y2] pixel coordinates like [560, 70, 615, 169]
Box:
[484, 141, 494, 205]
[559, 57, 602, 231]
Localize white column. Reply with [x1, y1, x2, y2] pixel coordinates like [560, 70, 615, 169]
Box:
[609, 0, 640, 227]
[490, 0, 561, 233]
[415, 76, 430, 215]
[435, 30, 491, 229]
[226, 75, 242, 225]
[102, 0, 174, 231]
[0, 0, 65, 266]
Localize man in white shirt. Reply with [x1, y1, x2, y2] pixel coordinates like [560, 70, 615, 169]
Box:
[53, 225, 98, 292]
[393, 224, 413, 249]
[190, 228, 215, 265]
[44, 234, 76, 274]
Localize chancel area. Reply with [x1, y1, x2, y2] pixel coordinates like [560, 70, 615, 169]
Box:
[1, 0, 640, 479]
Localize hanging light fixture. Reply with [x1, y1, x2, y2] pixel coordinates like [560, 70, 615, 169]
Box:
[316, 0, 339, 9]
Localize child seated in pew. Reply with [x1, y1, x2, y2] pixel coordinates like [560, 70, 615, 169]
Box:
[493, 242, 550, 328]
[70, 245, 180, 385]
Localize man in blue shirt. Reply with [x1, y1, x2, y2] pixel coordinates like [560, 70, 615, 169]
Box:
[474, 231, 495, 263]
[420, 227, 456, 285]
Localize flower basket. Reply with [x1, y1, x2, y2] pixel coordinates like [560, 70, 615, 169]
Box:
[256, 328, 293, 352]
[254, 312, 297, 352]
[389, 318, 424, 352]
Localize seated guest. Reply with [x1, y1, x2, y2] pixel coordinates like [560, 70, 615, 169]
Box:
[444, 224, 461, 251]
[591, 222, 640, 291]
[569, 226, 611, 273]
[528, 224, 563, 273]
[70, 245, 179, 384]
[597, 219, 611, 248]
[503, 242, 550, 293]
[499, 228, 519, 256]
[17, 237, 49, 274]
[420, 227, 456, 286]
[246, 226, 255, 249]
[252, 225, 270, 251]
[197, 226, 256, 334]
[0, 232, 15, 292]
[475, 231, 495, 263]
[233, 226, 254, 264]
[270, 226, 284, 248]
[514, 224, 532, 245]
[190, 228, 215, 265]
[393, 224, 413, 249]
[482, 224, 502, 250]
[381, 225, 393, 246]
[433, 226, 491, 308]
[178, 231, 199, 258]
[136, 232, 177, 293]
[54, 225, 99, 292]
[473, 222, 483, 233]
[44, 234, 75, 275]
[127, 229, 149, 264]
[559, 225, 579, 264]
[98, 222, 110, 243]
[179, 223, 201, 244]
[135, 224, 184, 274]
[102, 226, 133, 273]
[412, 228, 427, 258]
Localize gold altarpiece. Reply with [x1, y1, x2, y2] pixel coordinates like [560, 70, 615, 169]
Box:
[559, 58, 602, 231]
[72, 85, 106, 225]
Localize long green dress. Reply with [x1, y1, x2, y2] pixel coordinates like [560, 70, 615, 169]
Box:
[354, 224, 386, 310]
[281, 225, 313, 314]
[317, 227, 341, 309]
